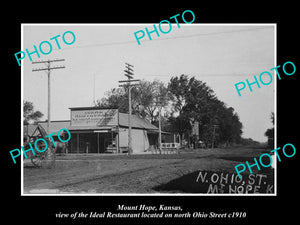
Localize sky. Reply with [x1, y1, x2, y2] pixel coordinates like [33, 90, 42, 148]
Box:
[22, 24, 275, 142]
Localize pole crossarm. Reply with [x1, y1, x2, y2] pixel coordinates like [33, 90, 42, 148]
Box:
[125, 62, 134, 68]
[118, 84, 140, 88]
[118, 79, 140, 83]
[32, 59, 65, 64]
[32, 66, 65, 72]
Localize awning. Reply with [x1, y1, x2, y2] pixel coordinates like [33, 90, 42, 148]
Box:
[67, 125, 116, 131]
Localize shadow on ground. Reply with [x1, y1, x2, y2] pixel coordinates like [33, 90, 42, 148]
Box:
[153, 169, 274, 194]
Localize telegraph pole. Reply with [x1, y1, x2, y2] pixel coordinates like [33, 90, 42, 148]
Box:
[32, 59, 65, 134]
[118, 63, 140, 155]
[156, 96, 169, 154]
[157, 97, 164, 154]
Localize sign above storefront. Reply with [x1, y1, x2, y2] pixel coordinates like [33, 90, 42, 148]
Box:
[70, 108, 118, 127]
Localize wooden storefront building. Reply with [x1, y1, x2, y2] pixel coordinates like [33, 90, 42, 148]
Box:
[26, 107, 159, 154]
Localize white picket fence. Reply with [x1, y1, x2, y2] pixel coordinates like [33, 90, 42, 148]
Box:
[150, 143, 180, 154]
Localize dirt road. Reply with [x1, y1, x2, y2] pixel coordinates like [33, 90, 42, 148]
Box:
[23, 146, 274, 194]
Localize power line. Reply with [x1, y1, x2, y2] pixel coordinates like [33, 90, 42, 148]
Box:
[62, 26, 273, 50]
[140, 73, 267, 77]
[92, 72, 269, 79]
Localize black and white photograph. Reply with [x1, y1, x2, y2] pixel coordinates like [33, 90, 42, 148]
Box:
[21, 24, 275, 195]
[4, 4, 298, 225]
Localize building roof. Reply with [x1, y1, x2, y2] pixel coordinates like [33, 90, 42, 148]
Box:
[24, 121, 70, 137]
[24, 112, 158, 135]
[68, 113, 158, 131]
[118, 113, 158, 130]
[69, 106, 118, 111]
[37, 120, 71, 134]
[67, 125, 115, 131]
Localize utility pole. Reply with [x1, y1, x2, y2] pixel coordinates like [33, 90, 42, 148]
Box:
[118, 63, 140, 155]
[156, 96, 168, 154]
[32, 59, 65, 134]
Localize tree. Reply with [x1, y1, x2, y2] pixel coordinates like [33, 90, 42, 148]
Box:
[95, 75, 243, 147]
[95, 88, 127, 112]
[265, 112, 274, 148]
[165, 114, 191, 142]
[132, 79, 169, 123]
[95, 80, 169, 123]
[168, 75, 243, 147]
[23, 101, 44, 125]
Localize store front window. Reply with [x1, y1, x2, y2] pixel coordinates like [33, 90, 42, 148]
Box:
[68, 131, 117, 154]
